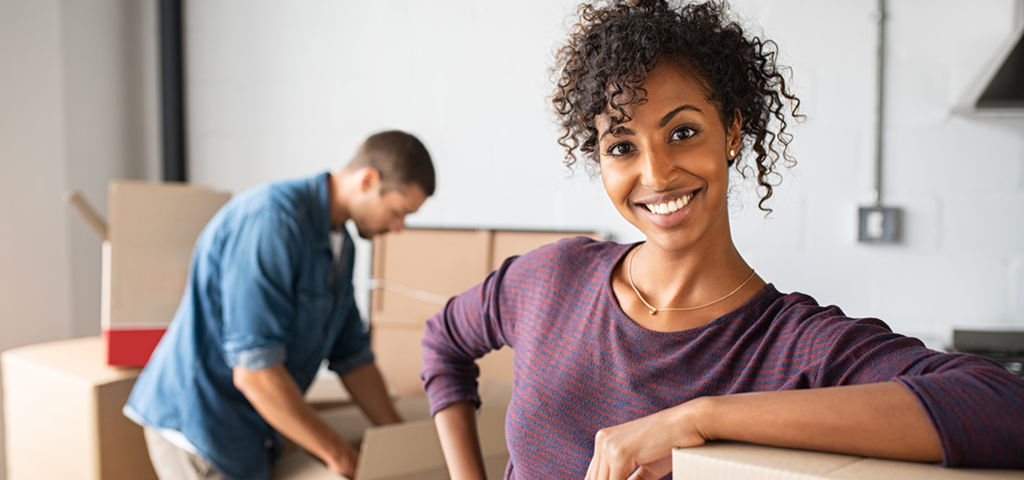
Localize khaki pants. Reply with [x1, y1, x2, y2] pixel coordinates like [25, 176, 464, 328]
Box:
[143, 427, 233, 480]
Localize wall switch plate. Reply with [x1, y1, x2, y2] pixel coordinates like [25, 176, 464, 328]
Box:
[858, 206, 902, 243]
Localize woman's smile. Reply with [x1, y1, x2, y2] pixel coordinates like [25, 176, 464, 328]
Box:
[632, 188, 700, 228]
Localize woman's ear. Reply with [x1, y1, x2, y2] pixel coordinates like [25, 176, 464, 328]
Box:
[728, 109, 743, 155]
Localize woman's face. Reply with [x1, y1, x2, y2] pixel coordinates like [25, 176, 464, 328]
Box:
[595, 62, 740, 253]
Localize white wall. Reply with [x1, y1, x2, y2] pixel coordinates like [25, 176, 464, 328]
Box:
[187, 0, 1024, 347]
[0, 1, 158, 478]
[0, 3, 71, 478]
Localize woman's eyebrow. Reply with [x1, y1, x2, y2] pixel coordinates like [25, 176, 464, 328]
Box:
[599, 125, 635, 141]
[658, 104, 702, 127]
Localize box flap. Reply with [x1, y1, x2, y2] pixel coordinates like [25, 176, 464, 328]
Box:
[356, 405, 508, 480]
[107, 180, 229, 249]
[274, 384, 512, 480]
[64, 189, 108, 239]
[104, 180, 230, 328]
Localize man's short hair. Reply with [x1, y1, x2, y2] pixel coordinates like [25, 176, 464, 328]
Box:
[346, 130, 435, 196]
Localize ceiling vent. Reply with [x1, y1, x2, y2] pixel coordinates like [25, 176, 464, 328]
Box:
[958, 5, 1024, 115]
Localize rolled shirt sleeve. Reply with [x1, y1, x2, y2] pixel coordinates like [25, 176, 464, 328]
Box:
[422, 257, 516, 415]
[219, 210, 301, 370]
[814, 315, 1024, 468]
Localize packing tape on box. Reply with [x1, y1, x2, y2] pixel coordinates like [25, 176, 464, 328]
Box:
[369, 279, 449, 306]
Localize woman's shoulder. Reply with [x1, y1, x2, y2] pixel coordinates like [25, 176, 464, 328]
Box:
[751, 286, 895, 336]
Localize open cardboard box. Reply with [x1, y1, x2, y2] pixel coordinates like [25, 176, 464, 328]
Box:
[66, 181, 230, 366]
[276, 381, 513, 480]
[672, 442, 1024, 479]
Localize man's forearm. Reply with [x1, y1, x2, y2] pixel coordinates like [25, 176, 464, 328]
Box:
[233, 364, 357, 475]
[340, 362, 402, 425]
[693, 381, 943, 462]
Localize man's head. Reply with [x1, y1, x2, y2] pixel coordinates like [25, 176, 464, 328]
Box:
[337, 130, 435, 239]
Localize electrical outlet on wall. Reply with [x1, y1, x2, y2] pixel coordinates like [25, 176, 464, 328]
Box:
[858, 206, 902, 244]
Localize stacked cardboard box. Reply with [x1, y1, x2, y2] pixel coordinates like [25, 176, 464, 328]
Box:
[68, 181, 230, 366]
[1, 227, 596, 479]
[1, 337, 157, 480]
[369, 228, 601, 396]
[280, 228, 596, 478]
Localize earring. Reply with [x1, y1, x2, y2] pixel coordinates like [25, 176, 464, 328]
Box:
[729, 149, 736, 157]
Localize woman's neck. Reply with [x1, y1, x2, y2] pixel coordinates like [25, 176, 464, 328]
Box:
[614, 238, 765, 332]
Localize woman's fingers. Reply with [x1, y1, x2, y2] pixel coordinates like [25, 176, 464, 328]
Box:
[628, 456, 673, 480]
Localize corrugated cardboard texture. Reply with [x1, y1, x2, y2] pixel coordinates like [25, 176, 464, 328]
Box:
[672, 442, 1024, 479]
[1, 337, 156, 480]
[103, 180, 229, 329]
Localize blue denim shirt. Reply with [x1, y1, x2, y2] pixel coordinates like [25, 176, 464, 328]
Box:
[124, 172, 373, 479]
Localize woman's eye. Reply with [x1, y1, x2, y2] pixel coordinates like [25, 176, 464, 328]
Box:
[671, 126, 699, 141]
[606, 143, 633, 156]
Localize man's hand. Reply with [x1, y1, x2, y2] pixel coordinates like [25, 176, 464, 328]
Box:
[584, 399, 709, 480]
[324, 439, 359, 478]
[233, 364, 360, 477]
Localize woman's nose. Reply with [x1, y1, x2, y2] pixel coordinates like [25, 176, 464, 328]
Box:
[639, 146, 676, 190]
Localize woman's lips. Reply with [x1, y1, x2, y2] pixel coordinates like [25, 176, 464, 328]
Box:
[635, 190, 698, 227]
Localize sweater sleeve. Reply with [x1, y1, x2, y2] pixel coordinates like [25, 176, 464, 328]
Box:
[816, 317, 1024, 468]
[421, 257, 516, 415]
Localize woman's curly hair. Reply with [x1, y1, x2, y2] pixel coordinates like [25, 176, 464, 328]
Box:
[552, 0, 803, 212]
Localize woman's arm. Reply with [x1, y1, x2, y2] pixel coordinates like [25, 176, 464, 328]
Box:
[422, 260, 525, 478]
[585, 381, 941, 480]
[435, 401, 488, 480]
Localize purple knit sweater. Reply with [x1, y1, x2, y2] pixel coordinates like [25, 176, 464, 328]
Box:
[421, 237, 1024, 478]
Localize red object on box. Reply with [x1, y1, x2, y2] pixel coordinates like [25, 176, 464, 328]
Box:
[103, 328, 167, 366]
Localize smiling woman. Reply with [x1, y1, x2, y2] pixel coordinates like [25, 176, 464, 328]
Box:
[420, 1, 1024, 479]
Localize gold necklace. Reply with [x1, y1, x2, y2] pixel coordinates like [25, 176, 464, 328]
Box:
[627, 245, 757, 315]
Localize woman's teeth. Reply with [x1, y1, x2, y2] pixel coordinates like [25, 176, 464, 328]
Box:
[646, 193, 693, 215]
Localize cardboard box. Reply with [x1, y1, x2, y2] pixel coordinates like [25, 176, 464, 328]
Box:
[1, 336, 157, 480]
[369, 228, 602, 396]
[371, 229, 491, 326]
[672, 442, 1024, 479]
[275, 382, 512, 480]
[68, 181, 230, 366]
[1, 336, 507, 480]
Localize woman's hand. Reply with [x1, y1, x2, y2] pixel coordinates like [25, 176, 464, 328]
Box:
[584, 398, 712, 480]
